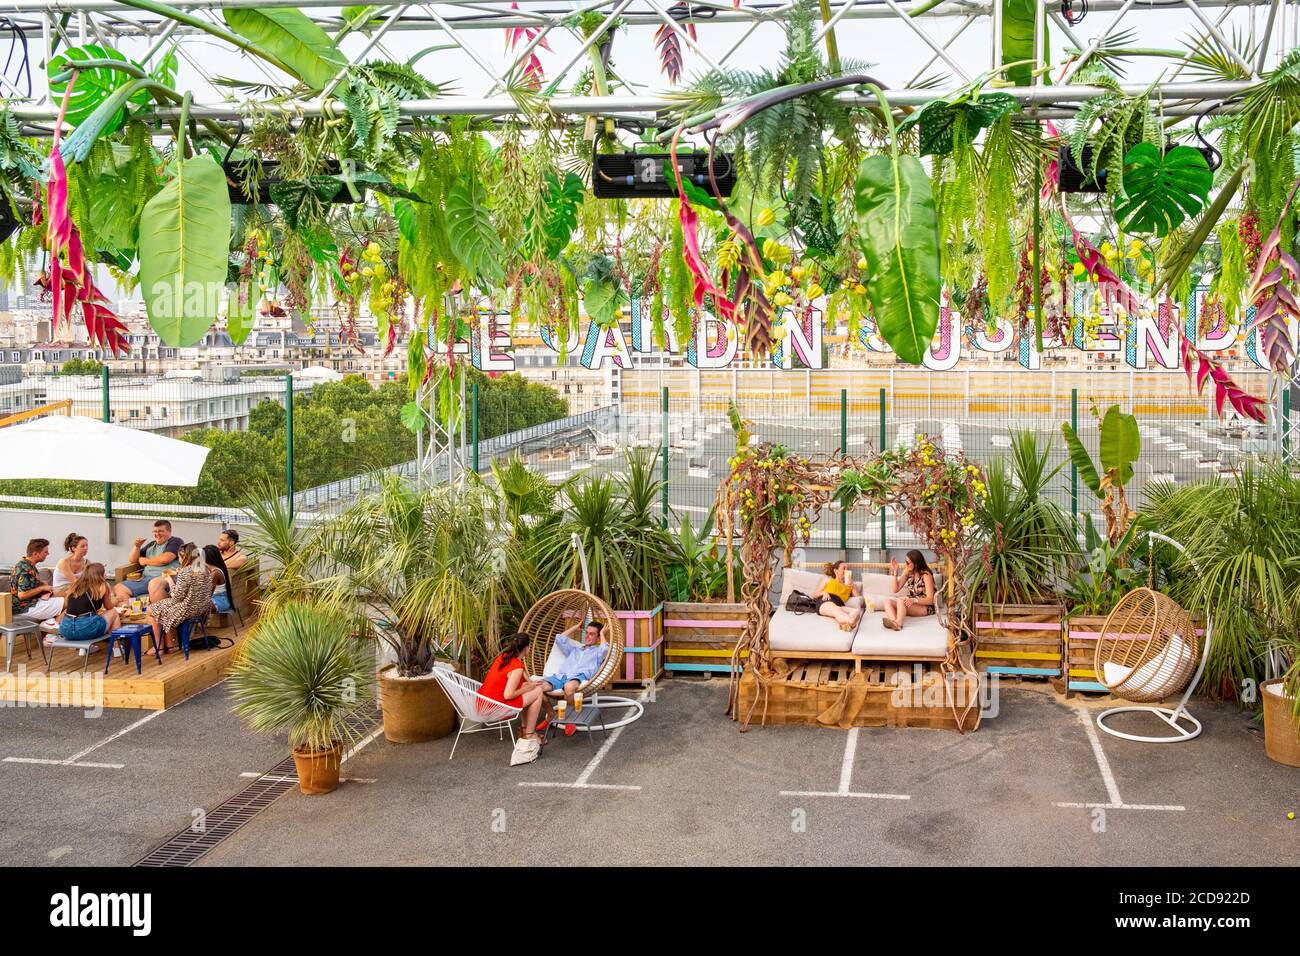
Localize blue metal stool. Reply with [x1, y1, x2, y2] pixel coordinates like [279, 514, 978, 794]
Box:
[175, 614, 211, 661]
[106, 624, 157, 675]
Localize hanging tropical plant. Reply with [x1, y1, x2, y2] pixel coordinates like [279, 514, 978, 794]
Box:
[222, 7, 346, 91]
[1243, 178, 1300, 373]
[654, 4, 696, 85]
[1113, 143, 1213, 237]
[897, 86, 1020, 158]
[137, 94, 233, 347]
[854, 85, 941, 366]
[504, 1, 550, 88]
[42, 76, 130, 355]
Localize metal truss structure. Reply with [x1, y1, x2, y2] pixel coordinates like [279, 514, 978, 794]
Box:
[2, 0, 1298, 473]
[0, 0, 1297, 127]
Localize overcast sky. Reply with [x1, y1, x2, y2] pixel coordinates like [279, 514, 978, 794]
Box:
[39, 2, 1297, 107]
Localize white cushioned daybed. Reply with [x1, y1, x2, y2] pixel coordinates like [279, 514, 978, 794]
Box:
[769, 567, 949, 666]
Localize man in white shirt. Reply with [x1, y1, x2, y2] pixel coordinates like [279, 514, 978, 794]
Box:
[544, 620, 607, 706]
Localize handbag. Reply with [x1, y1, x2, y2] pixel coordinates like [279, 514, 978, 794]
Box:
[785, 589, 820, 615]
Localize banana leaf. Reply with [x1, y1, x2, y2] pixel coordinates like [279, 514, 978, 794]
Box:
[1098, 405, 1140, 486]
[223, 8, 346, 91]
[1061, 422, 1102, 497]
[854, 152, 940, 365]
[138, 153, 232, 346]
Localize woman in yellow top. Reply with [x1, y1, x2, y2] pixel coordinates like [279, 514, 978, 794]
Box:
[813, 560, 862, 631]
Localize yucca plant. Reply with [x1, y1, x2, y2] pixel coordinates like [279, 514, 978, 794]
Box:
[309, 475, 506, 675]
[228, 602, 376, 755]
[1144, 459, 1300, 698]
[967, 430, 1078, 606]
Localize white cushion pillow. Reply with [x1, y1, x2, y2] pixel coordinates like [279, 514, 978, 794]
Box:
[1102, 632, 1194, 692]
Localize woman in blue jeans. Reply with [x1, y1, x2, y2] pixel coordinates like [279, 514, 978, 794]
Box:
[56, 563, 120, 641]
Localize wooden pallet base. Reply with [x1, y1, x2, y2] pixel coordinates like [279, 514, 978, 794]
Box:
[0, 621, 245, 711]
[736, 660, 983, 732]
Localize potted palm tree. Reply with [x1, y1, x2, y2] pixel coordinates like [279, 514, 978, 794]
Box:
[228, 601, 375, 795]
[966, 432, 1076, 683]
[663, 506, 747, 677]
[528, 447, 672, 683]
[311, 475, 505, 743]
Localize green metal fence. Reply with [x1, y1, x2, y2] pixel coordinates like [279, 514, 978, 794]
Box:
[1, 363, 1286, 548]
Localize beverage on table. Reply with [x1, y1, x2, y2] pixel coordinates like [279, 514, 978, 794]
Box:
[574, 691, 583, 714]
[556, 699, 567, 720]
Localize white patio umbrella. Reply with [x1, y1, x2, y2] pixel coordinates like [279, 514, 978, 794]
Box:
[0, 415, 211, 486]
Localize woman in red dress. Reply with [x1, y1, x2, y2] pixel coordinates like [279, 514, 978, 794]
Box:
[480, 633, 550, 747]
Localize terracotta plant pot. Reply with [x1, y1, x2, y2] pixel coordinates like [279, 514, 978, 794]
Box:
[292, 742, 342, 795]
[1261, 678, 1300, 769]
[378, 663, 456, 743]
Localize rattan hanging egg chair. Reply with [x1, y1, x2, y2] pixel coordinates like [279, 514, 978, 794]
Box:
[1092, 533, 1212, 743]
[518, 588, 622, 698]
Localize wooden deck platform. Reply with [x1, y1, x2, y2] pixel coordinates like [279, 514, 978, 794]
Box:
[0, 621, 244, 711]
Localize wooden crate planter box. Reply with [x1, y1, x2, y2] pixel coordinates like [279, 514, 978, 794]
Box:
[663, 602, 747, 677]
[1066, 611, 1207, 698]
[973, 603, 1063, 680]
[1065, 615, 1114, 695]
[612, 605, 664, 686]
[737, 661, 982, 732]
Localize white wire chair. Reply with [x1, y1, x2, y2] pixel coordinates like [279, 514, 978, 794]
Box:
[431, 665, 524, 760]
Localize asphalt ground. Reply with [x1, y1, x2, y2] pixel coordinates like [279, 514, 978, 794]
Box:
[2, 678, 1295, 867]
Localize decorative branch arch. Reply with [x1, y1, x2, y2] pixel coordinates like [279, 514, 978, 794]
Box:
[717, 429, 987, 731]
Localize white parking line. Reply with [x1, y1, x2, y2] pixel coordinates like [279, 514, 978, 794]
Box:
[2, 678, 227, 770]
[1052, 705, 1185, 812]
[780, 728, 912, 801]
[517, 692, 647, 791]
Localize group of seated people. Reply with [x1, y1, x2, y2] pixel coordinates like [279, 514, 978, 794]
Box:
[8, 520, 248, 655]
[810, 551, 937, 632]
[479, 620, 608, 754]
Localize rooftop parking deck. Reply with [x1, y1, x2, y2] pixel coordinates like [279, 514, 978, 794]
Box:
[1, 678, 1294, 868]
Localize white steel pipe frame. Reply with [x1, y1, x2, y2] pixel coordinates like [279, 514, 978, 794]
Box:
[0, 0, 1261, 29]
[4, 80, 1258, 127]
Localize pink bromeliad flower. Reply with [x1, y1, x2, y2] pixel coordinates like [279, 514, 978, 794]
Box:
[45, 75, 130, 355]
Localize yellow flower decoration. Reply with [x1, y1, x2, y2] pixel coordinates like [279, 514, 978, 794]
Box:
[762, 238, 792, 265]
[717, 239, 740, 271]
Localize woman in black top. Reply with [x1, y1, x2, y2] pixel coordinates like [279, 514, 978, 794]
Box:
[57, 563, 119, 641]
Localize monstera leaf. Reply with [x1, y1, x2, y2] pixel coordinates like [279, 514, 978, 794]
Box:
[446, 180, 504, 285]
[898, 92, 1020, 157]
[1113, 143, 1213, 237]
[854, 153, 941, 366]
[223, 8, 346, 90]
[138, 154, 232, 347]
[47, 44, 146, 129]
